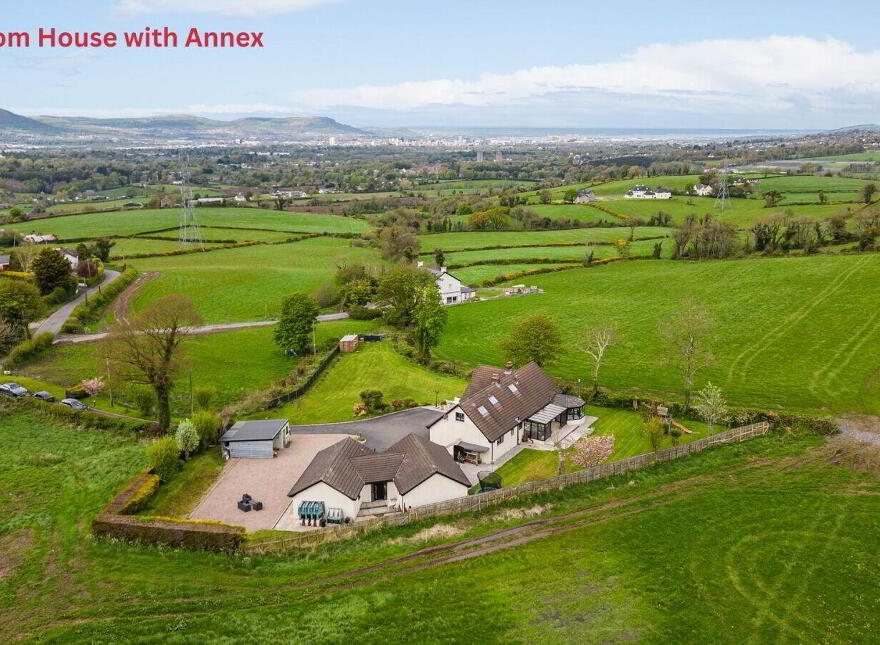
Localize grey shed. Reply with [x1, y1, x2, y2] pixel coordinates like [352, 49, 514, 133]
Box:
[220, 419, 290, 459]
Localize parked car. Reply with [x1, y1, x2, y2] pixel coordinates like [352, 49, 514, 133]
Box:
[33, 391, 55, 402]
[0, 382, 30, 398]
[60, 398, 88, 411]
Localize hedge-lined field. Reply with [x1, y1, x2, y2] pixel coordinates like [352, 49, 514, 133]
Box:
[3, 207, 372, 238]
[443, 239, 667, 266]
[420, 226, 672, 253]
[129, 236, 386, 322]
[436, 254, 880, 415]
[453, 262, 576, 285]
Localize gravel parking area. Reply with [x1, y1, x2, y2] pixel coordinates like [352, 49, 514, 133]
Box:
[188, 433, 353, 532]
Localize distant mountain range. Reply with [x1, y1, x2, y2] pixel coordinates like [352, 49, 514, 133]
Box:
[0, 108, 370, 144]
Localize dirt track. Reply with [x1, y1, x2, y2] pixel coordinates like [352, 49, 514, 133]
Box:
[112, 271, 159, 322]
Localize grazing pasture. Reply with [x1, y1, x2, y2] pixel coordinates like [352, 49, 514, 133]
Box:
[443, 239, 667, 266]
[419, 227, 671, 253]
[453, 263, 575, 285]
[436, 254, 880, 415]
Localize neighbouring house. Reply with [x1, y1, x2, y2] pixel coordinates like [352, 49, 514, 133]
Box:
[574, 188, 597, 203]
[287, 433, 471, 521]
[23, 233, 57, 245]
[693, 183, 714, 197]
[428, 362, 589, 465]
[274, 189, 308, 199]
[339, 334, 359, 353]
[219, 419, 291, 459]
[195, 197, 225, 205]
[234, 193, 248, 203]
[55, 248, 79, 270]
[0, 254, 10, 271]
[625, 185, 672, 200]
[417, 261, 476, 305]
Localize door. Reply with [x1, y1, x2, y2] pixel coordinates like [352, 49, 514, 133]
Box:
[371, 482, 387, 501]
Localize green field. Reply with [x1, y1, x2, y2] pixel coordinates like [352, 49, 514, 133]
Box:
[3, 207, 371, 239]
[527, 203, 625, 224]
[444, 239, 666, 265]
[4, 402, 879, 643]
[256, 341, 465, 424]
[436, 254, 880, 415]
[129, 236, 386, 323]
[452, 263, 576, 285]
[419, 227, 670, 253]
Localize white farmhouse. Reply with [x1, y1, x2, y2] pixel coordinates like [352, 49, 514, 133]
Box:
[287, 433, 471, 521]
[428, 362, 590, 465]
[625, 185, 671, 200]
[693, 183, 714, 197]
[418, 262, 475, 305]
[55, 248, 79, 270]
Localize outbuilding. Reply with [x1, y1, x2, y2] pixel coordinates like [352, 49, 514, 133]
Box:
[220, 419, 290, 459]
[339, 334, 359, 353]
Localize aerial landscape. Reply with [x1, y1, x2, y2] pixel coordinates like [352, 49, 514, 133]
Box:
[2, 1, 880, 643]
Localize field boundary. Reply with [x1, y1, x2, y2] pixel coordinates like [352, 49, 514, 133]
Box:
[243, 421, 771, 554]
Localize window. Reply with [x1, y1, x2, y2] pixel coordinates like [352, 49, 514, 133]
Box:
[495, 436, 504, 446]
[507, 384, 518, 393]
[455, 412, 465, 422]
[488, 395, 499, 405]
[477, 406, 489, 417]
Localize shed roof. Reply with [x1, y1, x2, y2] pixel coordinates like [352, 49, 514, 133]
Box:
[340, 334, 358, 342]
[220, 419, 288, 443]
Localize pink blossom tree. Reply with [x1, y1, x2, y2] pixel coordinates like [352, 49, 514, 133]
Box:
[570, 435, 615, 469]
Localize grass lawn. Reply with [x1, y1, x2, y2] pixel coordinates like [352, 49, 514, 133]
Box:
[129, 236, 387, 323]
[137, 450, 225, 518]
[259, 341, 466, 423]
[453, 262, 575, 285]
[528, 203, 624, 224]
[444, 238, 665, 265]
[436, 254, 880, 416]
[419, 226, 671, 253]
[4, 401, 880, 643]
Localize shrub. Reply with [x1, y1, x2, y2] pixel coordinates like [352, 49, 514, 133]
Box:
[131, 386, 156, 417]
[4, 332, 54, 368]
[193, 386, 216, 411]
[348, 304, 382, 320]
[192, 411, 222, 447]
[80, 376, 106, 397]
[359, 389, 386, 412]
[61, 316, 84, 334]
[175, 419, 200, 459]
[315, 282, 340, 308]
[147, 436, 180, 482]
[2, 397, 156, 433]
[117, 474, 160, 514]
[69, 267, 137, 325]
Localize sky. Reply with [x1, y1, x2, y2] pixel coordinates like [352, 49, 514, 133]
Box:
[3, 0, 880, 129]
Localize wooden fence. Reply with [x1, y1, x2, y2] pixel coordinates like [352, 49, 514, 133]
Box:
[243, 421, 771, 554]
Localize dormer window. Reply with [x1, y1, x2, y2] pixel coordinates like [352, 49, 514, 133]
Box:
[508, 384, 518, 393]
[488, 395, 499, 405]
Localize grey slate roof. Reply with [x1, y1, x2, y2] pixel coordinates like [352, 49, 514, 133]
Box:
[220, 419, 288, 443]
[447, 362, 561, 443]
[288, 433, 469, 499]
[553, 393, 585, 409]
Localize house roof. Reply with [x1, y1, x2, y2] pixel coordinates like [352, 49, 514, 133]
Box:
[288, 433, 469, 499]
[452, 362, 561, 442]
[219, 419, 288, 443]
[464, 365, 513, 397]
[0, 255, 10, 265]
[553, 393, 585, 409]
[528, 403, 567, 425]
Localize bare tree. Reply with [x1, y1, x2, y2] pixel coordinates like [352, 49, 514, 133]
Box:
[659, 301, 714, 410]
[582, 326, 617, 394]
[104, 295, 202, 432]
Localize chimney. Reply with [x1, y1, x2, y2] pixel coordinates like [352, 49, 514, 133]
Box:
[504, 361, 513, 374]
[440, 266, 447, 274]
[491, 372, 500, 382]
[417, 261, 424, 268]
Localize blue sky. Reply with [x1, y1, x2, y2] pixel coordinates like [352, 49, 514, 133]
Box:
[3, 0, 879, 128]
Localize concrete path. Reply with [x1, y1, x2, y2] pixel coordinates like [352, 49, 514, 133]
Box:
[836, 417, 880, 447]
[53, 311, 350, 345]
[32, 269, 121, 337]
[286, 407, 443, 452]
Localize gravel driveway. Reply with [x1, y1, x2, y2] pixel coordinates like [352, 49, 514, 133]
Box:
[286, 407, 443, 452]
[188, 433, 353, 532]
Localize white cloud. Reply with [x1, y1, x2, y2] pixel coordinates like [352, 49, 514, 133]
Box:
[115, 0, 344, 17]
[294, 36, 880, 117]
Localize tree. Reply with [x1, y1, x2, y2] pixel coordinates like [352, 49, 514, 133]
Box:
[376, 267, 434, 327]
[693, 381, 727, 434]
[562, 188, 578, 204]
[763, 190, 783, 208]
[0, 279, 41, 338]
[274, 292, 319, 355]
[379, 225, 420, 262]
[175, 419, 200, 460]
[570, 435, 615, 468]
[31, 247, 73, 295]
[582, 326, 617, 394]
[105, 295, 202, 432]
[192, 411, 221, 448]
[863, 183, 877, 204]
[642, 416, 666, 452]
[614, 239, 631, 258]
[412, 286, 447, 360]
[146, 436, 180, 482]
[538, 189, 552, 204]
[659, 301, 715, 410]
[273, 195, 289, 211]
[433, 248, 445, 267]
[92, 238, 115, 262]
[818, 190, 827, 205]
[501, 315, 562, 367]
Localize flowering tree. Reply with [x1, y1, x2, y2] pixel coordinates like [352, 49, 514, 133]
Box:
[570, 435, 615, 468]
[174, 419, 199, 460]
[694, 382, 727, 434]
[80, 376, 105, 397]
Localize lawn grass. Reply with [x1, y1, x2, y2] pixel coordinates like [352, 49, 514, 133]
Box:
[436, 254, 880, 416]
[4, 404, 879, 643]
[137, 450, 225, 518]
[419, 226, 670, 253]
[259, 341, 465, 423]
[453, 263, 576, 285]
[444, 239, 665, 265]
[129, 236, 387, 322]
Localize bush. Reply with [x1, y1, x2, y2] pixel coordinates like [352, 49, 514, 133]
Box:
[315, 282, 340, 308]
[4, 332, 54, 368]
[69, 267, 137, 325]
[193, 386, 216, 411]
[45, 284, 73, 306]
[147, 436, 181, 482]
[61, 316, 84, 334]
[117, 474, 160, 514]
[2, 397, 156, 433]
[175, 419, 200, 459]
[131, 386, 155, 417]
[359, 389, 386, 412]
[192, 411, 222, 447]
[348, 304, 382, 320]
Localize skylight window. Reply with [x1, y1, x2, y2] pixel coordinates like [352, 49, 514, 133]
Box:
[488, 395, 499, 405]
[477, 405, 489, 417]
[508, 384, 518, 393]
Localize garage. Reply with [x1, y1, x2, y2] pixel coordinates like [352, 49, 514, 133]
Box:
[220, 419, 290, 459]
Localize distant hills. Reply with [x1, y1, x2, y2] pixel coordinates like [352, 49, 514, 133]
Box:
[828, 124, 880, 133]
[0, 109, 370, 144]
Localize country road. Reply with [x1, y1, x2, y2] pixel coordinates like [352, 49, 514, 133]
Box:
[54, 311, 350, 345]
[31, 270, 122, 337]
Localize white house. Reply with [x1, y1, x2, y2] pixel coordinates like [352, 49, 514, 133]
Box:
[55, 248, 79, 270]
[234, 193, 248, 203]
[195, 197, 225, 205]
[287, 433, 471, 522]
[625, 185, 672, 200]
[428, 362, 588, 465]
[417, 262, 475, 305]
[693, 183, 714, 197]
